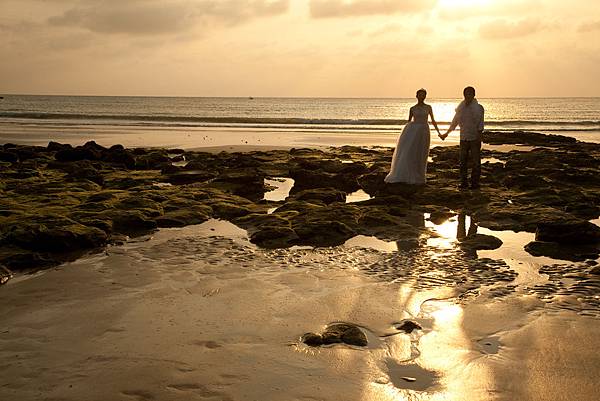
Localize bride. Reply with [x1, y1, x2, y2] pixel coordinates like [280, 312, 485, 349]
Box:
[385, 88, 441, 185]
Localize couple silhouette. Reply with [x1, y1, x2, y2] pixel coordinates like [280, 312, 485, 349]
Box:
[384, 86, 484, 190]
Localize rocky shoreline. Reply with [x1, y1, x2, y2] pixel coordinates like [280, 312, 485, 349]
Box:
[1, 131, 599, 278]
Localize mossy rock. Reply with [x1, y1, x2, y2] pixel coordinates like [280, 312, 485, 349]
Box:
[101, 210, 157, 234]
[293, 220, 356, 247]
[156, 209, 212, 228]
[250, 226, 299, 248]
[302, 323, 367, 347]
[2, 216, 108, 253]
[290, 188, 346, 204]
[211, 202, 254, 219]
[459, 234, 503, 251]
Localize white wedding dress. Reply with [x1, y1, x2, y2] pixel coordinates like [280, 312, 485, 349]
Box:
[384, 105, 431, 184]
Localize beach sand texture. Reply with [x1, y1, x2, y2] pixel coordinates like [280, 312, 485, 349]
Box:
[2, 220, 600, 401]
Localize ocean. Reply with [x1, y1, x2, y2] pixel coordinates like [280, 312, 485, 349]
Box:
[1, 95, 599, 146]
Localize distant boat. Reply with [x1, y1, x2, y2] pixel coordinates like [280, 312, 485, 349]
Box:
[248, 96, 254, 100]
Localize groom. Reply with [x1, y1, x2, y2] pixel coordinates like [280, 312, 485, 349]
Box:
[440, 86, 485, 190]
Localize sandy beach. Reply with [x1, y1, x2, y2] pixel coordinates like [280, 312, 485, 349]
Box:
[2, 220, 600, 401]
[1, 130, 600, 401]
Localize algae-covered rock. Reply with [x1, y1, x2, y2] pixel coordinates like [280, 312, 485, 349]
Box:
[459, 234, 503, 251]
[156, 208, 211, 228]
[302, 323, 368, 347]
[250, 226, 299, 248]
[321, 323, 368, 346]
[102, 210, 157, 234]
[290, 188, 346, 204]
[535, 220, 600, 245]
[0, 151, 18, 163]
[2, 216, 108, 253]
[525, 241, 599, 262]
[294, 220, 356, 247]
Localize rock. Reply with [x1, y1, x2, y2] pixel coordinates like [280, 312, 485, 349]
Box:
[525, 241, 599, 262]
[47, 141, 72, 152]
[82, 140, 107, 153]
[290, 188, 346, 204]
[290, 168, 358, 193]
[321, 323, 368, 347]
[357, 171, 387, 195]
[135, 151, 171, 169]
[3, 217, 108, 253]
[249, 226, 299, 248]
[273, 200, 324, 214]
[156, 209, 211, 228]
[101, 149, 136, 169]
[66, 165, 104, 186]
[104, 210, 157, 234]
[211, 202, 254, 220]
[55, 146, 100, 162]
[293, 220, 356, 247]
[396, 321, 422, 334]
[0, 264, 12, 285]
[483, 131, 576, 146]
[535, 220, 600, 244]
[301, 332, 323, 347]
[459, 234, 503, 251]
[166, 170, 218, 185]
[211, 169, 266, 200]
[115, 196, 163, 216]
[590, 265, 600, 275]
[0, 251, 59, 271]
[0, 151, 18, 163]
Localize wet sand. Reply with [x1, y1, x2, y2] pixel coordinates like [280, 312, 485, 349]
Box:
[2, 215, 600, 401]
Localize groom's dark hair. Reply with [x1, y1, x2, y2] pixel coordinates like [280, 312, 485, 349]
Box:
[463, 86, 476, 96]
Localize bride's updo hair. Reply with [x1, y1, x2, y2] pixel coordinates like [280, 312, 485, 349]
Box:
[416, 88, 427, 97]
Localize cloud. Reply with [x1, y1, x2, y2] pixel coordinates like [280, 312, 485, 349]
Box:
[438, 0, 542, 20]
[578, 20, 600, 32]
[479, 18, 543, 40]
[47, 0, 289, 35]
[309, 0, 436, 18]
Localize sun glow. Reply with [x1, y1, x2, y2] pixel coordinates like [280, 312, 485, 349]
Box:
[439, 0, 492, 8]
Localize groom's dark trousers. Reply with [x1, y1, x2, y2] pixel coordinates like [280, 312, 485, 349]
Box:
[459, 140, 481, 186]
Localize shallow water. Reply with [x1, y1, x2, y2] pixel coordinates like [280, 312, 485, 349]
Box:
[2, 216, 600, 401]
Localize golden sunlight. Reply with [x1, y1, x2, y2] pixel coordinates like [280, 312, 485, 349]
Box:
[438, 0, 492, 8]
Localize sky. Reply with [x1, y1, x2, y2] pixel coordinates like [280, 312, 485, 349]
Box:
[1, 0, 599, 97]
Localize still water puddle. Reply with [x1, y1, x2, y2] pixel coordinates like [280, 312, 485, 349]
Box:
[346, 189, 372, 203]
[481, 157, 506, 165]
[264, 177, 294, 202]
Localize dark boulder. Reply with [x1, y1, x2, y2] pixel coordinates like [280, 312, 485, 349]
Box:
[4, 218, 108, 253]
[47, 141, 72, 152]
[535, 220, 600, 244]
[165, 170, 218, 185]
[290, 188, 346, 204]
[525, 241, 599, 262]
[459, 234, 503, 251]
[55, 146, 100, 162]
[0, 151, 18, 163]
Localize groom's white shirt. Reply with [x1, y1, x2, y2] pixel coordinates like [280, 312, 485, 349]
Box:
[448, 99, 484, 141]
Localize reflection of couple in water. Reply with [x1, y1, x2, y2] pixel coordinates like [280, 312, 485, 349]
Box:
[385, 86, 485, 190]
